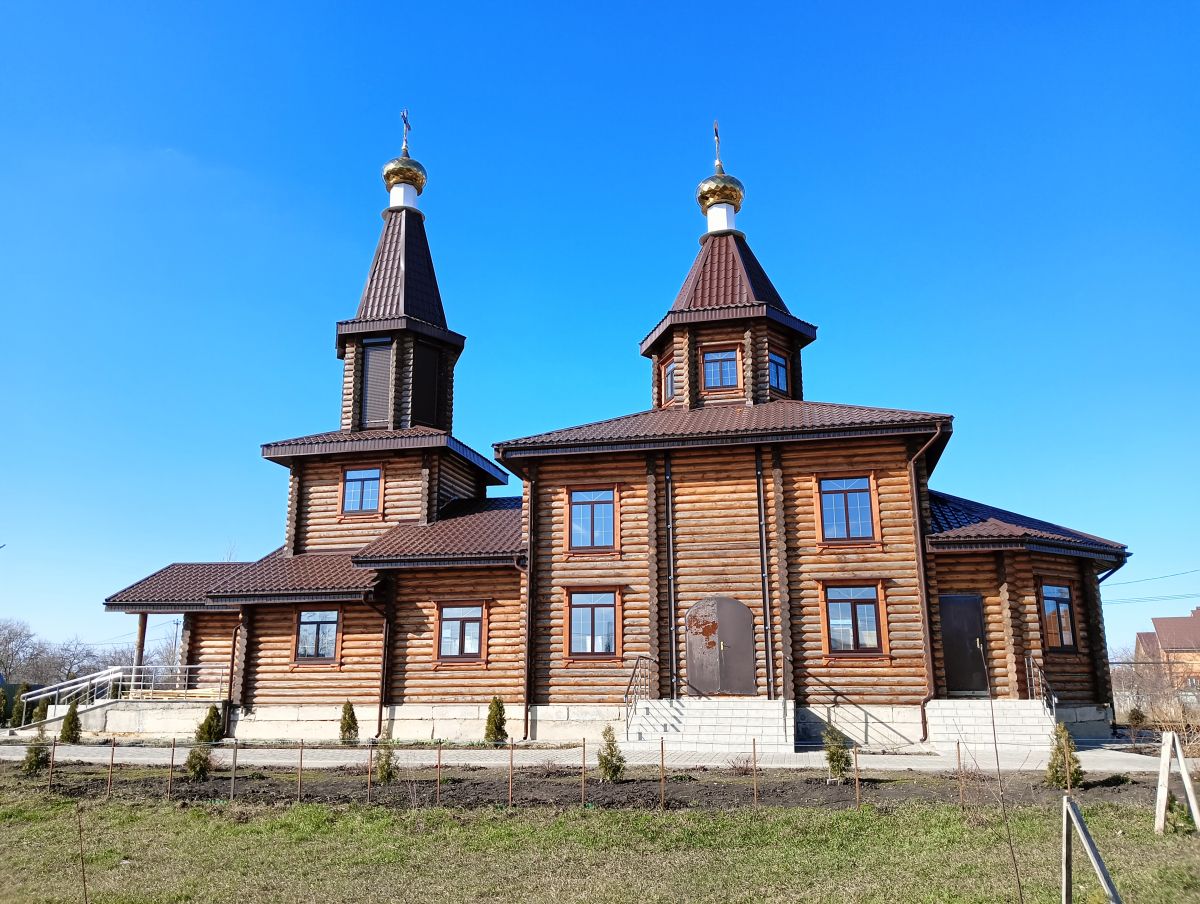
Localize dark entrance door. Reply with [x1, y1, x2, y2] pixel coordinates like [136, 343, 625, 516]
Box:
[940, 594, 988, 696]
[685, 596, 756, 696]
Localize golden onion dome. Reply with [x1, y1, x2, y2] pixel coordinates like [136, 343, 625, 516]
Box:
[381, 149, 427, 195]
[696, 162, 744, 213]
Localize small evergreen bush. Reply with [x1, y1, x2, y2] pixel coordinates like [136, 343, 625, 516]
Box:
[185, 745, 212, 782]
[823, 724, 851, 782]
[31, 698, 48, 724]
[59, 700, 82, 743]
[484, 696, 507, 745]
[1127, 706, 1147, 743]
[597, 725, 626, 782]
[339, 701, 359, 744]
[195, 704, 223, 742]
[11, 684, 30, 725]
[374, 743, 397, 785]
[0, 686, 8, 727]
[21, 729, 50, 776]
[1046, 722, 1084, 790]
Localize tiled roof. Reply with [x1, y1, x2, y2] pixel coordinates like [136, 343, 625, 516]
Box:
[261, 428, 508, 485]
[207, 551, 378, 600]
[927, 490, 1127, 559]
[1149, 609, 1200, 652]
[496, 399, 951, 455]
[106, 562, 251, 607]
[354, 207, 446, 328]
[354, 497, 524, 566]
[1135, 631, 1162, 657]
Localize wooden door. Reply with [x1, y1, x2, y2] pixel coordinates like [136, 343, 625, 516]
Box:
[940, 595, 988, 696]
[685, 596, 757, 696]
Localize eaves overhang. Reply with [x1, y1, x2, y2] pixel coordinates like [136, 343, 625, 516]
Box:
[205, 590, 373, 607]
[350, 553, 526, 570]
[335, 316, 466, 356]
[104, 601, 238, 614]
[639, 305, 818, 357]
[925, 536, 1129, 565]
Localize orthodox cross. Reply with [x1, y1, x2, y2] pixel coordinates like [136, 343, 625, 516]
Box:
[401, 109, 412, 154]
[713, 119, 723, 170]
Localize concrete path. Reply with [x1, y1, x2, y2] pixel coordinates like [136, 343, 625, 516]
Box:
[0, 742, 1178, 774]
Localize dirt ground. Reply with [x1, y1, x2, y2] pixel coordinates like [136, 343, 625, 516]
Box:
[12, 761, 1168, 811]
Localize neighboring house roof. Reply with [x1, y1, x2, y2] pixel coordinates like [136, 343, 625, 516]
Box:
[1135, 631, 1162, 658]
[354, 496, 524, 568]
[207, 550, 379, 605]
[1148, 609, 1200, 652]
[639, 231, 818, 354]
[927, 490, 1127, 562]
[105, 562, 250, 612]
[261, 427, 508, 485]
[496, 399, 951, 460]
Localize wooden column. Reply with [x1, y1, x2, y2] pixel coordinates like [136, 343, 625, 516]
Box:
[645, 454, 661, 698]
[419, 452, 432, 524]
[1080, 561, 1114, 710]
[229, 609, 251, 708]
[178, 614, 194, 671]
[770, 448, 794, 700]
[133, 613, 148, 668]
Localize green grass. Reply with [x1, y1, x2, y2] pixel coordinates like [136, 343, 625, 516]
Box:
[1, 786, 1197, 902]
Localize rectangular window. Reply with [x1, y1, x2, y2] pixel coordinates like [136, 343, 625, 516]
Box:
[662, 359, 677, 402]
[569, 489, 615, 549]
[819, 477, 875, 541]
[1041, 584, 1076, 651]
[768, 352, 789, 392]
[825, 586, 882, 654]
[296, 610, 338, 661]
[438, 605, 484, 659]
[343, 467, 381, 513]
[569, 591, 617, 657]
[360, 338, 392, 427]
[702, 348, 739, 389]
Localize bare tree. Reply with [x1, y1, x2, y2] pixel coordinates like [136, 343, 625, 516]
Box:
[0, 619, 38, 681]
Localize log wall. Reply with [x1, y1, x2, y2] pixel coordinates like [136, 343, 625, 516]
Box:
[183, 611, 239, 690]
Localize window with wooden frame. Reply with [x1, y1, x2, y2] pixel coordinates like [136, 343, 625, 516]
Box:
[437, 603, 485, 661]
[701, 346, 740, 391]
[768, 351, 789, 393]
[569, 488, 616, 550]
[295, 609, 339, 662]
[568, 591, 618, 658]
[818, 476, 875, 542]
[660, 357, 677, 403]
[1040, 583, 1077, 651]
[824, 586, 884, 655]
[342, 467, 382, 514]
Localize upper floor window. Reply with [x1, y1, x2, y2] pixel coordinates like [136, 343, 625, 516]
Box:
[569, 591, 617, 657]
[819, 477, 874, 541]
[1041, 584, 1076, 651]
[343, 467, 381, 513]
[826, 586, 882, 654]
[702, 348, 739, 390]
[570, 489, 615, 549]
[769, 352, 789, 392]
[360, 338, 393, 428]
[438, 604, 484, 660]
[662, 359, 677, 402]
[296, 609, 339, 661]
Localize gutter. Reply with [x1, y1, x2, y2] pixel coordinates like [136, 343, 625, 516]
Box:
[664, 452, 680, 697]
[906, 424, 945, 743]
[363, 597, 393, 739]
[754, 446, 776, 699]
[521, 467, 538, 740]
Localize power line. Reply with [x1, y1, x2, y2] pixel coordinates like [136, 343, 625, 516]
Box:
[1107, 568, 1200, 586]
[1103, 592, 1200, 605]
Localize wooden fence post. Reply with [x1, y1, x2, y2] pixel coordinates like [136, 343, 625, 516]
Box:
[366, 745, 373, 804]
[508, 738, 514, 807]
[956, 741, 965, 811]
[581, 738, 586, 806]
[659, 737, 665, 811]
[166, 739, 175, 801]
[853, 745, 861, 809]
[47, 738, 57, 792]
[1155, 732, 1173, 835]
[752, 738, 759, 807]
[1172, 732, 1199, 821]
[435, 745, 442, 806]
[106, 738, 116, 801]
[1062, 795, 1072, 904]
[297, 740, 304, 803]
[229, 739, 238, 802]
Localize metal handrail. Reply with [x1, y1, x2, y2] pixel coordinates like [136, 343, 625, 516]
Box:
[623, 655, 658, 739]
[18, 664, 229, 726]
[1025, 655, 1058, 718]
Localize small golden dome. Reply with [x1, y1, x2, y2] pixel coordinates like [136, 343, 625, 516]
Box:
[696, 163, 744, 213]
[382, 150, 427, 195]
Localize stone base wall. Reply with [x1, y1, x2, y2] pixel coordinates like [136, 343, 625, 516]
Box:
[796, 704, 926, 751]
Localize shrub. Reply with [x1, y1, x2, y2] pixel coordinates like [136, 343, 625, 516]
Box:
[1046, 722, 1084, 790]
[374, 743, 397, 785]
[11, 684, 30, 725]
[1127, 706, 1147, 742]
[195, 704, 223, 743]
[31, 699, 48, 724]
[0, 686, 7, 727]
[823, 724, 851, 782]
[59, 700, 82, 744]
[185, 745, 212, 782]
[597, 725, 626, 782]
[484, 696, 507, 745]
[339, 701, 359, 744]
[21, 729, 50, 776]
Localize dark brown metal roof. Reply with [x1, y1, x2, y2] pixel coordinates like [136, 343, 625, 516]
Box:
[1148, 609, 1200, 652]
[105, 562, 250, 611]
[354, 496, 523, 567]
[496, 399, 951, 458]
[639, 231, 817, 354]
[261, 428, 508, 485]
[207, 550, 378, 603]
[927, 490, 1128, 561]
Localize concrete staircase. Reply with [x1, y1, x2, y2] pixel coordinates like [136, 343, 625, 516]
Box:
[624, 698, 795, 753]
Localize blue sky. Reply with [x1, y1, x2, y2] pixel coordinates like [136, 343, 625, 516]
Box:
[0, 3, 1196, 654]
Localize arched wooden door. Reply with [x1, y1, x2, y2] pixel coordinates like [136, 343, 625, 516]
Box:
[685, 596, 757, 696]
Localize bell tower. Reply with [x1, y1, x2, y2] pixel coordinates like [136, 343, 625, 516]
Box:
[335, 116, 464, 433]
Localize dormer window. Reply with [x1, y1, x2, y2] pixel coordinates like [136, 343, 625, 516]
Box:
[702, 348, 739, 391]
[360, 338, 393, 428]
[769, 352, 789, 393]
[343, 467, 381, 513]
[661, 358, 677, 403]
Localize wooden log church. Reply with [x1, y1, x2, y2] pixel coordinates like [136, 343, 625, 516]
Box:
[101, 130, 1128, 749]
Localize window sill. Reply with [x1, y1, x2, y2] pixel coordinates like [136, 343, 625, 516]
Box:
[563, 656, 621, 666]
[816, 540, 883, 551]
[338, 513, 385, 523]
[1044, 648, 1081, 656]
[565, 550, 621, 560]
[821, 654, 890, 663]
[289, 660, 341, 671]
[434, 659, 487, 669]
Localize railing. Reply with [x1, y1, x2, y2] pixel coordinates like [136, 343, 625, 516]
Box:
[1025, 655, 1057, 718]
[18, 665, 229, 725]
[623, 656, 658, 740]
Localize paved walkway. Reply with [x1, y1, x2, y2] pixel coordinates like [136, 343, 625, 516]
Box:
[0, 742, 1177, 774]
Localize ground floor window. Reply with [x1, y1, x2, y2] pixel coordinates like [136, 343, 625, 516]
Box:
[439, 604, 484, 660]
[296, 610, 338, 661]
[1040, 583, 1077, 651]
[825, 586, 882, 654]
[569, 591, 617, 657]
